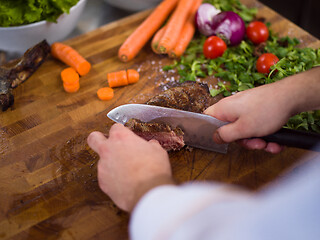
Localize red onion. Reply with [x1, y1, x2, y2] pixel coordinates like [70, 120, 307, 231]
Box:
[195, 3, 220, 36]
[210, 11, 246, 46]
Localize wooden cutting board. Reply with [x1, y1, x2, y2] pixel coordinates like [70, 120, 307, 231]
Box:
[1, 0, 320, 239]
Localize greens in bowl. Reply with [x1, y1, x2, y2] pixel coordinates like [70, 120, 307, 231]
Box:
[0, 0, 79, 27]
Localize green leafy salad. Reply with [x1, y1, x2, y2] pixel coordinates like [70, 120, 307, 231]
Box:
[0, 0, 79, 27]
[163, 0, 320, 133]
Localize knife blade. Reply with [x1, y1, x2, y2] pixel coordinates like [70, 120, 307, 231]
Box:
[107, 104, 229, 153]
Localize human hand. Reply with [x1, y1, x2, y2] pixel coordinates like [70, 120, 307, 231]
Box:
[87, 123, 175, 212]
[204, 82, 294, 153]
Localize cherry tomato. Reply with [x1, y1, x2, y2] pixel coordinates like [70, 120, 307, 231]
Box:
[256, 53, 279, 74]
[203, 36, 227, 59]
[246, 21, 269, 44]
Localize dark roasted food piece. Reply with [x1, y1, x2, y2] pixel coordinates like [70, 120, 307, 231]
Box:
[146, 81, 212, 113]
[0, 40, 50, 111]
[125, 118, 185, 151]
[0, 51, 6, 66]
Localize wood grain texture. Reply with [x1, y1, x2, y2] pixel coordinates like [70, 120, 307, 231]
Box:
[1, 0, 320, 239]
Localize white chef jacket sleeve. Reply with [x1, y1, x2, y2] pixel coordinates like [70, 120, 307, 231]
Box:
[129, 159, 320, 240]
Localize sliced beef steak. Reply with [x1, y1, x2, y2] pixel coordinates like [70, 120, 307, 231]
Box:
[125, 118, 185, 151]
[146, 81, 212, 113]
[125, 81, 217, 151]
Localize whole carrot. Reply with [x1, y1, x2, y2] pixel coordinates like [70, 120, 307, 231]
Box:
[51, 42, 91, 76]
[118, 0, 179, 62]
[158, 0, 195, 54]
[169, 0, 202, 58]
[151, 25, 167, 54]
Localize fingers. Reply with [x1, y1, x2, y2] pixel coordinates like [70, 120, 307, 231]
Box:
[109, 123, 142, 141]
[88, 123, 157, 155]
[215, 121, 284, 153]
[265, 142, 284, 154]
[204, 105, 222, 119]
[237, 138, 267, 150]
[108, 123, 128, 138]
[87, 131, 108, 154]
[87, 124, 128, 155]
[238, 139, 284, 153]
[149, 139, 160, 145]
[148, 139, 166, 152]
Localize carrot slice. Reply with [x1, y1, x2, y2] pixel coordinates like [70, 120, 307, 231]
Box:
[61, 67, 79, 85]
[51, 42, 91, 76]
[107, 70, 128, 88]
[118, 0, 179, 62]
[63, 82, 80, 93]
[97, 87, 114, 101]
[127, 69, 140, 84]
[151, 25, 167, 54]
[158, 0, 194, 54]
[169, 0, 202, 58]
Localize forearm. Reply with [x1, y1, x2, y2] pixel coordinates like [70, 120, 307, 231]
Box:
[130, 174, 176, 212]
[279, 66, 320, 115]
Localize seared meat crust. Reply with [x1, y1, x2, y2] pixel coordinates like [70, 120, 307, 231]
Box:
[146, 81, 212, 113]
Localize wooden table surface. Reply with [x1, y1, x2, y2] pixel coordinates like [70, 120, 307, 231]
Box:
[0, 0, 319, 239]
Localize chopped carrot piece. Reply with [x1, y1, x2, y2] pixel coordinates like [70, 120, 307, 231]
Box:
[107, 70, 128, 88]
[127, 69, 140, 84]
[63, 82, 80, 93]
[61, 67, 79, 85]
[51, 42, 91, 76]
[97, 87, 114, 101]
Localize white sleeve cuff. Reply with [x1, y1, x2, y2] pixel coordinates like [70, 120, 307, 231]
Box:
[129, 183, 249, 240]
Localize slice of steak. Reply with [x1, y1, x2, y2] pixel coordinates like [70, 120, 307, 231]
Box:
[125, 81, 218, 151]
[125, 118, 185, 151]
[146, 81, 212, 113]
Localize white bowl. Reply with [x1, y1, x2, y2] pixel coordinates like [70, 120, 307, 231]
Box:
[104, 0, 161, 12]
[0, 0, 87, 54]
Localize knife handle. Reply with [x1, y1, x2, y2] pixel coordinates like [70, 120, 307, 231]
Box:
[261, 128, 320, 151]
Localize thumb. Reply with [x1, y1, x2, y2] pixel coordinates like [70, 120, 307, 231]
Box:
[87, 131, 108, 154]
[215, 119, 250, 143]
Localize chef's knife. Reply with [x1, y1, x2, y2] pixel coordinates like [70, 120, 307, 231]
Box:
[107, 103, 229, 153]
[107, 104, 320, 153]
